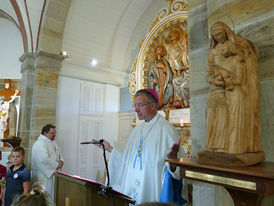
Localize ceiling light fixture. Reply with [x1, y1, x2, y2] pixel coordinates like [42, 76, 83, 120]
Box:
[90, 59, 98, 67]
[60, 51, 68, 58]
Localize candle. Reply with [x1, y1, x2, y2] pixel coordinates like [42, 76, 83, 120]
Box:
[180, 119, 184, 126]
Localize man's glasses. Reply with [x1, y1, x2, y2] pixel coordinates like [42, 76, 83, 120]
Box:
[134, 102, 153, 109]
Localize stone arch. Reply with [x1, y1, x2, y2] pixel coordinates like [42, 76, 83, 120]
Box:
[37, 0, 72, 54]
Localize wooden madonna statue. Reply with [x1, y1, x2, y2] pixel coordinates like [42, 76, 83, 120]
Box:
[197, 21, 265, 166]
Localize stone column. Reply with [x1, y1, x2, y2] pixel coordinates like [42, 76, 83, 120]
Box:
[18, 51, 63, 167]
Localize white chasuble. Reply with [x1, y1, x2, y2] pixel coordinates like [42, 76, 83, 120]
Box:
[31, 134, 64, 199]
[108, 113, 179, 204]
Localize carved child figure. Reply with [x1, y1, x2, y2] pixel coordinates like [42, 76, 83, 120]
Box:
[213, 40, 243, 91]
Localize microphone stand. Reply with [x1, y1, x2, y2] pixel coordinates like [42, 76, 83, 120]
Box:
[80, 139, 115, 204]
[96, 140, 113, 198]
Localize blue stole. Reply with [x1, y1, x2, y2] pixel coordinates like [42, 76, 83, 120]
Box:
[160, 166, 187, 205]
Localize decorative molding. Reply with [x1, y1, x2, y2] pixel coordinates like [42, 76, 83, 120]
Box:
[149, 0, 188, 33]
[128, 58, 137, 103]
[60, 61, 128, 87]
[24, 0, 33, 52]
[0, 9, 21, 30]
[36, 0, 47, 52]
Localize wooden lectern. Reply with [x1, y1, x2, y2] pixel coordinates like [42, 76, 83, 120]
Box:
[54, 172, 135, 206]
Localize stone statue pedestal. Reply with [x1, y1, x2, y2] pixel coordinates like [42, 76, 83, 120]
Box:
[197, 150, 265, 167]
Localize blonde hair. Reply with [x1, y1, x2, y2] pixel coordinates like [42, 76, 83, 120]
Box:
[11, 183, 54, 206]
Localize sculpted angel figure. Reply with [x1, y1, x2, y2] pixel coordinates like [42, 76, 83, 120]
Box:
[148, 46, 174, 109]
[206, 21, 261, 154]
[163, 27, 190, 107]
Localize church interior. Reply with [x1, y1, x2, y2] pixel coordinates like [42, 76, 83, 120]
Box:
[1, 0, 274, 205]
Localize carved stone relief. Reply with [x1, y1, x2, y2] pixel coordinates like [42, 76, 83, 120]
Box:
[128, 0, 189, 110]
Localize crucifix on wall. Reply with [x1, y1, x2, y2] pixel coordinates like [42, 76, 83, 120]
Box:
[0, 79, 21, 101]
[0, 79, 21, 139]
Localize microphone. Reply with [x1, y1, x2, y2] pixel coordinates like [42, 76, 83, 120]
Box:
[80, 139, 104, 145]
[80, 138, 113, 197]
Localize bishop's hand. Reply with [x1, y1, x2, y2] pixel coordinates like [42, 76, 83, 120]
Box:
[92, 138, 113, 152]
[167, 138, 181, 172]
[167, 137, 181, 159]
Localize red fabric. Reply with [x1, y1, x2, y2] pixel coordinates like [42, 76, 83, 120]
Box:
[0, 164, 7, 193]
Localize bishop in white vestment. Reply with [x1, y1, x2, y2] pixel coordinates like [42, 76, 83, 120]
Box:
[31, 124, 64, 199]
[100, 89, 181, 204]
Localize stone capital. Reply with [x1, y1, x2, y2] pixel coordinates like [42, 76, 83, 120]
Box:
[20, 51, 64, 73]
[20, 53, 36, 73]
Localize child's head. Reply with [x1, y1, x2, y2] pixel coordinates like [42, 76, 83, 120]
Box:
[12, 183, 53, 206]
[11, 147, 25, 167]
[155, 46, 166, 57]
[220, 44, 231, 58]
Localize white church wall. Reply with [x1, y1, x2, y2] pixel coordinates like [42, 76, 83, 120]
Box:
[56, 76, 120, 183]
[56, 76, 80, 175]
[78, 116, 105, 182]
[0, 17, 23, 79]
[103, 84, 119, 149]
[118, 87, 135, 151]
[120, 87, 133, 111]
[77, 81, 106, 182]
[117, 110, 135, 151]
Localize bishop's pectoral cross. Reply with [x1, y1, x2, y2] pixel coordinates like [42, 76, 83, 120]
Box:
[133, 138, 144, 170]
[137, 143, 143, 160]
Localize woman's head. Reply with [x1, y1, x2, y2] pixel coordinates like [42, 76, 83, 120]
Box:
[212, 29, 227, 44]
[210, 21, 236, 48]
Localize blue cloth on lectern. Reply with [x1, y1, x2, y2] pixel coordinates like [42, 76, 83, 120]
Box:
[160, 166, 187, 205]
